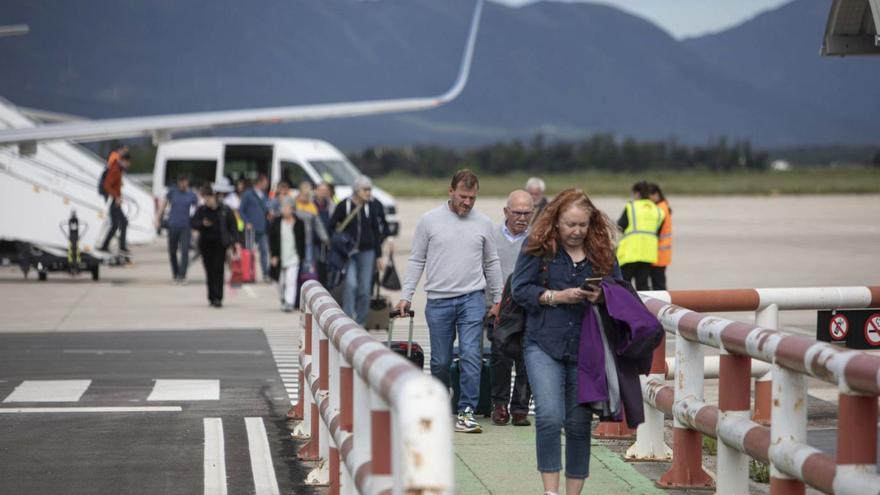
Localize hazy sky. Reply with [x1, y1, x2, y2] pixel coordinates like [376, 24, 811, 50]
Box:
[492, 0, 793, 39]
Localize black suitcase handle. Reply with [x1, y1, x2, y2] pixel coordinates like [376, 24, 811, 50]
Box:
[389, 309, 415, 318]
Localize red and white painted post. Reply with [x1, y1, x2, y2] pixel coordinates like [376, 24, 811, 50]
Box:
[289, 312, 310, 420]
[370, 388, 393, 489]
[834, 390, 879, 493]
[656, 309, 714, 490]
[297, 309, 321, 461]
[752, 304, 778, 425]
[716, 343, 751, 494]
[768, 365, 807, 495]
[626, 334, 671, 461]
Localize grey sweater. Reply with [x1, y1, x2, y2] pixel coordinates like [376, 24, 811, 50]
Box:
[401, 203, 504, 303]
[485, 223, 528, 306]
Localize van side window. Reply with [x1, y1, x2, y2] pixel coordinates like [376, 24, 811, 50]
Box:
[224, 145, 272, 183]
[280, 160, 313, 188]
[165, 160, 217, 189]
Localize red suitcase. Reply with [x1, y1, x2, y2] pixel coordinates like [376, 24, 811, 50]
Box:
[238, 248, 255, 283]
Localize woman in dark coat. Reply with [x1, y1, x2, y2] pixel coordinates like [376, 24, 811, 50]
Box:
[268, 201, 306, 312]
[191, 184, 240, 308]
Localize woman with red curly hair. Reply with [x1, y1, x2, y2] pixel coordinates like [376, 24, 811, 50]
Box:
[511, 188, 622, 495]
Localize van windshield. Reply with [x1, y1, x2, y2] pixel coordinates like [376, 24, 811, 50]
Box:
[309, 159, 360, 186]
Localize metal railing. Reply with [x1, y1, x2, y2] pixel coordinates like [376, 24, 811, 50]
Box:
[629, 285, 880, 494]
[291, 281, 454, 495]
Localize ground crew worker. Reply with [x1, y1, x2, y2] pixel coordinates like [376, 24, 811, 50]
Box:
[616, 181, 664, 291]
[648, 183, 671, 290]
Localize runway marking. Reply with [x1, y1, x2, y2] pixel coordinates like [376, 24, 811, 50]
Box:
[0, 406, 182, 414]
[63, 349, 132, 355]
[242, 285, 258, 299]
[147, 379, 220, 401]
[245, 417, 280, 495]
[204, 418, 228, 495]
[196, 350, 265, 356]
[3, 380, 91, 403]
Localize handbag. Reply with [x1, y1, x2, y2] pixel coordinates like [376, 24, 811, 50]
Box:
[493, 257, 550, 360]
[380, 246, 401, 291]
[326, 201, 363, 289]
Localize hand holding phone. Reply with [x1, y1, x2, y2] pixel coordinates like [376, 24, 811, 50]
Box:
[581, 277, 602, 291]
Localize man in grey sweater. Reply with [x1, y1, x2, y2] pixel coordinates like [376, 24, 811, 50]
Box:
[487, 190, 534, 427]
[396, 170, 503, 434]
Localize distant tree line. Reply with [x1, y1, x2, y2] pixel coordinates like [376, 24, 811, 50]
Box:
[350, 134, 770, 178]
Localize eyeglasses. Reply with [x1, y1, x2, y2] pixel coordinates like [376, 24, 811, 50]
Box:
[361, 187, 372, 192]
[509, 210, 534, 217]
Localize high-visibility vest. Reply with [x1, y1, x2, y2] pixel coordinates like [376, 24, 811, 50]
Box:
[616, 199, 664, 265]
[654, 200, 672, 267]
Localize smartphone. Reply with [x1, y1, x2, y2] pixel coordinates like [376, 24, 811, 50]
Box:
[581, 277, 603, 290]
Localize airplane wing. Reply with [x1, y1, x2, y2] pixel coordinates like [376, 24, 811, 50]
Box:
[822, 0, 880, 56]
[0, 0, 483, 151]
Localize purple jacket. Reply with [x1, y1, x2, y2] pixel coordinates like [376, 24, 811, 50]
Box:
[577, 279, 663, 426]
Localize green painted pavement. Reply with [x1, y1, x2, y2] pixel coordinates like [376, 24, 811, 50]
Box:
[453, 421, 664, 494]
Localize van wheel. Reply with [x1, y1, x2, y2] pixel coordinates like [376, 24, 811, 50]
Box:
[38, 271, 47, 281]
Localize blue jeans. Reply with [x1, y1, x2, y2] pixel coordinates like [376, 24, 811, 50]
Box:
[524, 343, 592, 479]
[167, 225, 191, 279]
[424, 291, 485, 412]
[343, 250, 376, 326]
[254, 230, 270, 280]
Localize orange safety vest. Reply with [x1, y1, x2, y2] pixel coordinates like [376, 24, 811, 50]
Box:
[654, 200, 672, 267]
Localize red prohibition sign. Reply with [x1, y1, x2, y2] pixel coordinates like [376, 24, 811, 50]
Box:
[829, 314, 849, 341]
[864, 314, 880, 347]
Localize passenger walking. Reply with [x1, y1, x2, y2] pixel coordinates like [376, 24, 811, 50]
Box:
[396, 169, 504, 434]
[329, 175, 388, 325]
[510, 188, 622, 495]
[269, 180, 291, 217]
[191, 184, 240, 308]
[97, 148, 131, 254]
[648, 183, 672, 290]
[616, 181, 664, 291]
[159, 175, 198, 283]
[239, 175, 272, 282]
[313, 182, 336, 285]
[488, 190, 534, 427]
[295, 181, 319, 216]
[269, 200, 305, 312]
[525, 176, 549, 223]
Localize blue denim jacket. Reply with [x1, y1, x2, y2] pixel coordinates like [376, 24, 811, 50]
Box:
[511, 248, 622, 362]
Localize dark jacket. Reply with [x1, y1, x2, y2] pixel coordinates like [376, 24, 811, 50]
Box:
[239, 188, 270, 233]
[191, 204, 239, 248]
[511, 247, 623, 362]
[268, 216, 306, 282]
[577, 279, 663, 426]
[328, 197, 388, 257]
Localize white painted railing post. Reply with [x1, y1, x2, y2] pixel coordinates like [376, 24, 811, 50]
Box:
[327, 341, 342, 494]
[752, 303, 778, 425]
[352, 370, 371, 492]
[626, 335, 671, 461]
[768, 367, 807, 494]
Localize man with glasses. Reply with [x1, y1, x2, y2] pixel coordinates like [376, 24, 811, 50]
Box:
[488, 190, 535, 426]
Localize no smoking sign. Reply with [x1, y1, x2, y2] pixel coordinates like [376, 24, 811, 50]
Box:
[829, 314, 849, 341]
[817, 309, 880, 349]
[864, 314, 880, 347]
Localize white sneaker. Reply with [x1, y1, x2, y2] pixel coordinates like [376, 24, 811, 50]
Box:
[455, 407, 482, 433]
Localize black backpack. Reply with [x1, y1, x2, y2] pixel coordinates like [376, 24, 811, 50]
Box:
[98, 168, 109, 198]
[493, 257, 550, 360]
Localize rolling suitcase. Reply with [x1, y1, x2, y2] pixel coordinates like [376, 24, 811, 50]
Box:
[387, 309, 425, 370]
[449, 317, 493, 416]
[239, 227, 256, 283]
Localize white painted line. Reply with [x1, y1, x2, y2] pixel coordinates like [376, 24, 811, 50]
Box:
[245, 417, 280, 495]
[63, 349, 132, 355]
[204, 418, 227, 495]
[0, 406, 182, 414]
[242, 285, 258, 299]
[148, 379, 220, 401]
[277, 369, 297, 372]
[3, 380, 91, 403]
[197, 350, 265, 356]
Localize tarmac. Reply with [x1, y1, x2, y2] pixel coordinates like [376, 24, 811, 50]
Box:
[0, 194, 878, 494]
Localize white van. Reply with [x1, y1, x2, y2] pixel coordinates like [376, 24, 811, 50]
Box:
[152, 137, 399, 235]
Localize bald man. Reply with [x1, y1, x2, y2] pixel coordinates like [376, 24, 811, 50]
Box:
[487, 189, 534, 426]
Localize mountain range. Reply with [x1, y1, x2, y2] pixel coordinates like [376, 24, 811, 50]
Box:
[0, 0, 877, 149]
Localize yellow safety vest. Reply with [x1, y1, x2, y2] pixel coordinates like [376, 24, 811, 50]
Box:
[616, 199, 665, 265]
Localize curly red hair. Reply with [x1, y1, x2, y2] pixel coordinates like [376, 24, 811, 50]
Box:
[524, 188, 617, 276]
